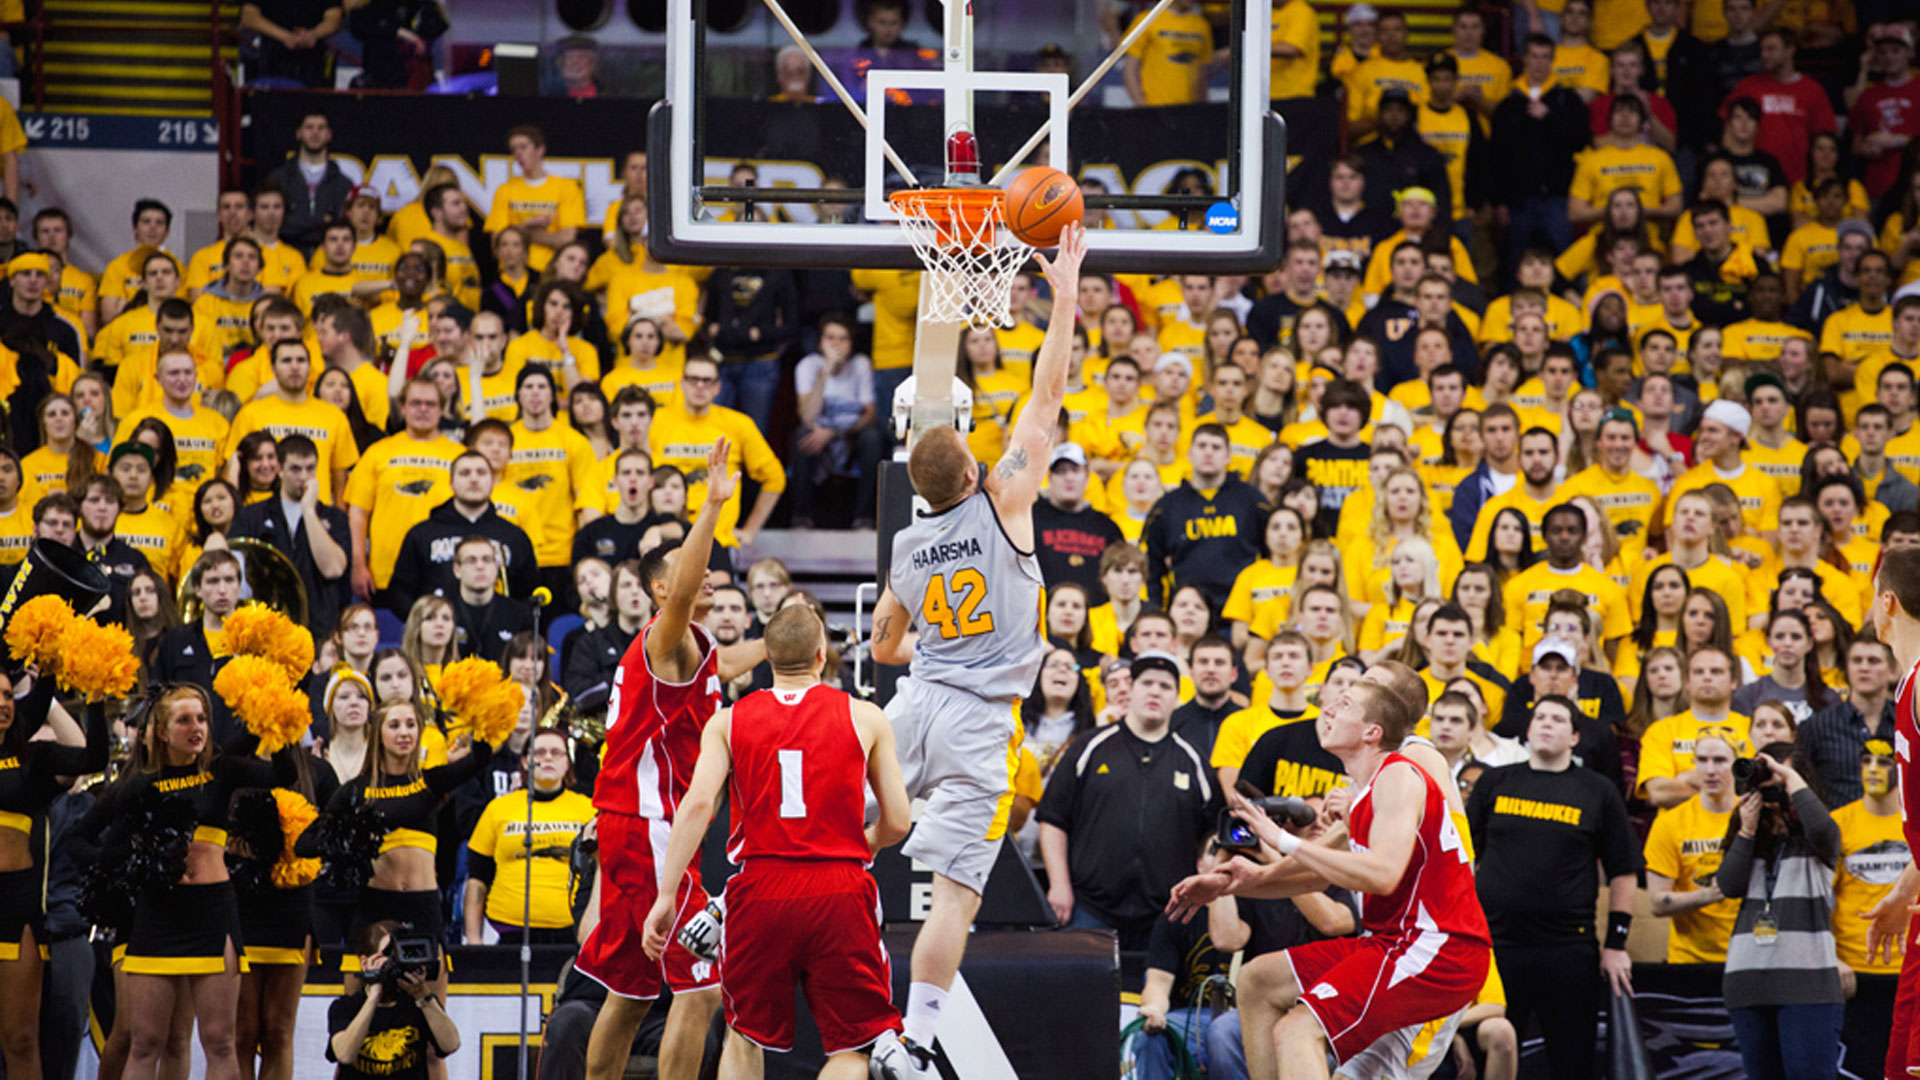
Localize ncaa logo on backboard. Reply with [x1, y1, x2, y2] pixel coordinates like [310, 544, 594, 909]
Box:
[1206, 201, 1239, 235]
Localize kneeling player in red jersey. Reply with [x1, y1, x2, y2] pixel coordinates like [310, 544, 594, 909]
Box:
[1168, 676, 1493, 1080]
[643, 604, 915, 1079]
[578, 439, 767, 1080]
[1867, 547, 1920, 1079]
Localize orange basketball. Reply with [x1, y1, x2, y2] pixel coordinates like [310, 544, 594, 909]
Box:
[1003, 166, 1084, 248]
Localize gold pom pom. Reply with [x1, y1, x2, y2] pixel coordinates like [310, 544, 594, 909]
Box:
[5, 594, 76, 669]
[435, 657, 523, 749]
[54, 619, 139, 702]
[214, 655, 311, 754]
[270, 788, 321, 889]
[223, 605, 316, 683]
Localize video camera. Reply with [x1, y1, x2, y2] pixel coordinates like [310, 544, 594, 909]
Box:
[1215, 785, 1318, 853]
[369, 928, 441, 987]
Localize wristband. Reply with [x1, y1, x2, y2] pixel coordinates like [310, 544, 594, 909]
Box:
[1605, 911, 1632, 952]
[1272, 829, 1302, 856]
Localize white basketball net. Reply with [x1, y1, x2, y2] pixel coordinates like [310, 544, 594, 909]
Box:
[893, 191, 1033, 329]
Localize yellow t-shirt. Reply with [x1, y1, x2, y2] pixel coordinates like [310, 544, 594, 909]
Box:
[1672, 204, 1773, 257]
[504, 421, 600, 566]
[114, 503, 184, 581]
[291, 269, 358, 319]
[115, 405, 229, 490]
[311, 234, 403, 290]
[225, 396, 360, 503]
[0, 502, 29, 567]
[1638, 710, 1753, 796]
[1830, 800, 1909, 975]
[1221, 560, 1298, 632]
[92, 305, 161, 370]
[505, 331, 601, 385]
[1592, 0, 1649, 48]
[1789, 177, 1870, 222]
[1551, 43, 1611, 95]
[1269, 0, 1321, 100]
[1822, 305, 1896, 373]
[1463, 484, 1556, 561]
[190, 288, 266, 357]
[344, 432, 465, 589]
[1664, 461, 1782, 534]
[1627, 551, 1750, 630]
[1450, 49, 1513, 109]
[1740, 437, 1808, 496]
[1347, 55, 1430, 124]
[1479, 293, 1587, 344]
[604, 265, 701, 370]
[1644, 796, 1742, 963]
[52, 264, 97, 324]
[1780, 221, 1840, 282]
[1569, 143, 1682, 212]
[1720, 319, 1811, 365]
[416, 232, 482, 311]
[600, 355, 684, 412]
[1124, 7, 1214, 106]
[1210, 702, 1318, 772]
[467, 787, 594, 929]
[1357, 597, 1418, 654]
[994, 321, 1047, 377]
[484, 175, 587, 271]
[849, 269, 921, 372]
[1559, 465, 1663, 560]
[647, 403, 788, 548]
[1417, 103, 1483, 219]
[1502, 561, 1634, 652]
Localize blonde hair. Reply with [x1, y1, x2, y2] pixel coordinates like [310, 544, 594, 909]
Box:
[1385, 537, 1442, 606]
[363, 698, 426, 783]
[141, 685, 215, 773]
[1367, 466, 1437, 548]
[402, 595, 456, 669]
[1289, 540, 1350, 621]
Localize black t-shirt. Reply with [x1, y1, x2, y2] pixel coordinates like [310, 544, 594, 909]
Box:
[1721, 147, 1788, 203]
[1465, 762, 1638, 947]
[1493, 670, 1626, 793]
[1245, 294, 1350, 350]
[327, 992, 454, 1080]
[1143, 889, 1359, 1003]
[1032, 500, 1125, 605]
[1294, 441, 1370, 537]
[1239, 717, 1345, 799]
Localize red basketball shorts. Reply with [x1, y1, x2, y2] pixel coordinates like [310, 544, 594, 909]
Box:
[1889, 919, 1920, 1080]
[721, 859, 900, 1055]
[1285, 931, 1489, 1066]
[574, 811, 715, 1001]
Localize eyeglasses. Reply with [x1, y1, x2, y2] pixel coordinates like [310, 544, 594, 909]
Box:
[684, 374, 720, 386]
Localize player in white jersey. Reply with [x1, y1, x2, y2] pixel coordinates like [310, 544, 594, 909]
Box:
[868, 223, 1087, 1075]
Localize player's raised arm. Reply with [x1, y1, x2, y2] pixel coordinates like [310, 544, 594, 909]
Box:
[987, 223, 1088, 514]
[641, 710, 734, 961]
[869, 585, 916, 668]
[854, 699, 912, 853]
[647, 437, 736, 672]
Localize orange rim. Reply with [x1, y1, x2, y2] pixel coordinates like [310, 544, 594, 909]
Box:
[890, 187, 1008, 251]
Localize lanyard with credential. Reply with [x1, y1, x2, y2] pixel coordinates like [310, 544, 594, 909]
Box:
[1752, 843, 1783, 947]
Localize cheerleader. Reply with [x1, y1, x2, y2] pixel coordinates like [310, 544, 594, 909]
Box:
[0, 669, 107, 1080]
[233, 749, 337, 1080]
[301, 698, 492, 1007]
[79, 685, 292, 1080]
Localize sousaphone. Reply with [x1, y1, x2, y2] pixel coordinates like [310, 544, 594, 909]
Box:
[178, 540, 309, 626]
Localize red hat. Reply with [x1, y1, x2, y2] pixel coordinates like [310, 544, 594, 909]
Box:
[1873, 24, 1914, 48]
[347, 184, 381, 205]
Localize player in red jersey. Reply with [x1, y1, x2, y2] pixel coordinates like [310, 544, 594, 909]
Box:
[1868, 547, 1920, 1079]
[579, 438, 767, 1080]
[1168, 676, 1492, 1080]
[641, 605, 914, 1079]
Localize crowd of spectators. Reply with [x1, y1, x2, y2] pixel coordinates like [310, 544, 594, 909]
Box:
[0, 0, 1918, 1078]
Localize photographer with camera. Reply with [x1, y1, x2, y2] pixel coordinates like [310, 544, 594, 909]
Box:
[328, 921, 460, 1080]
[1713, 739, 1845, 1080]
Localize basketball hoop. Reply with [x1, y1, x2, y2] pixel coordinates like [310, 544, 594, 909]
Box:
[889, 187, 1032, 330]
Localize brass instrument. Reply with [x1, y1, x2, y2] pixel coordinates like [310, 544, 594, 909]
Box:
[177, 539, 310, 626]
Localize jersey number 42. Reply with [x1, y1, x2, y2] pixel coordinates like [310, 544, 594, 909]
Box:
[922, 569, 996, 640]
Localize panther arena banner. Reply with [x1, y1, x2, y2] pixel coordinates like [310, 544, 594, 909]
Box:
[243, 90, 1339, 233]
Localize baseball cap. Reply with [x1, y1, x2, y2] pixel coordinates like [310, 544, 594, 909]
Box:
[6, 252, 49, 277]
[1130, 650, 1183, 682]
[1324, 249, 1364, 275]
[1378, 88, 1415, 111]
[1744, 371, 1785, 400]
[108, 441, 155, 469]
[1702, 399, 1752, 438]
[1345, 2, 1379, 24]
[346, 184, 381, 206]
[1532, 637, 1577, 668]
[1048, 442, 1088, 470]
[1872, 24, 1914, 48]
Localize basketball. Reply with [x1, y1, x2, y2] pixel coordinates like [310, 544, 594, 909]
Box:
[1003, 166, 1084, 248]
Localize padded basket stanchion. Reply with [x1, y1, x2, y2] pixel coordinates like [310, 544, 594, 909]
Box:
[889, 187, 1033, 329]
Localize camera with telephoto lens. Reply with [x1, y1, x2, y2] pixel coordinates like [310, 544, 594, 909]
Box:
[370, 930, 441, 987]
[1215, 787, 1319, 853]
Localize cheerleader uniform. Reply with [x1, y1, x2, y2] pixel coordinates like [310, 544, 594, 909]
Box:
[302, 741, 491, 963]
[0, 698, 108, 962]
[235, 767, 339, 967]
[80, 734, 290, 975]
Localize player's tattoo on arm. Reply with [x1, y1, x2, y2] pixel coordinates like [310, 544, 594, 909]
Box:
[876, 614, 894, 644]
[995, 445, 1029, 484]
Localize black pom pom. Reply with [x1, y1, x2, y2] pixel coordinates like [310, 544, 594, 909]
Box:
[313, 799, 387, 891]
